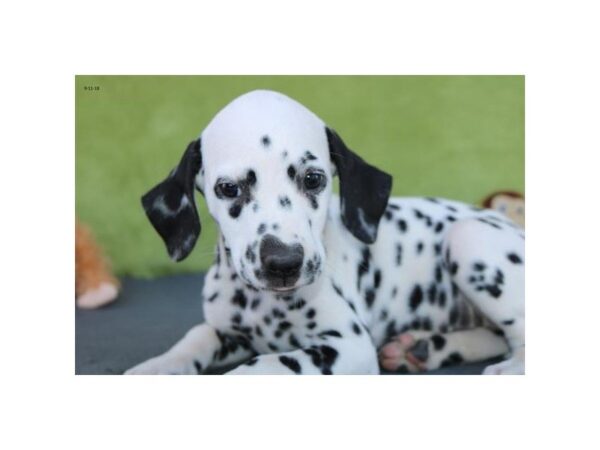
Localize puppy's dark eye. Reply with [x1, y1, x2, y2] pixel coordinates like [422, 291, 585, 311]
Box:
[215, 182, 240, 198]
[304, 172, 325, 191]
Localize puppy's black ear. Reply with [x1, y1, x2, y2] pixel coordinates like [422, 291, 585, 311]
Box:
[326, 127, 392, 244]
[141, 139, 202, 261]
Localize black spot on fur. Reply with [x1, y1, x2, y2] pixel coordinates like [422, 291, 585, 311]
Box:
[416, 242, 424, 254]
[231, 313, 242, 324]
[245, 357, 258, 366]
[229, 204, 242, 218]
[396, 244, 403, 266]
[302, 150, 317, 162]
[306, 259, 315, 274]
[306, 321, 316, 329]
[245, 245, 256, 263]
[365, 289, 376, 308]
[450, 261, 458, 275]
[380, 309, 389, 321]
[438, 291, 447, 307]
[306, 308, 316, 319]
[427, 283, 437, 304]
[502, 319, 515, 326]
[332, 282, 344, 297]
[495, 269, 505, 285]
[434, 264, 443, 283]
[246, 170, 256, 186]
[257, 223, 266, 234]
[385, 320, 397, 339]
[374, 269, 382, 289]
[473, 262, 486, 271]
[287, 165, 296, 180]
[289, 333, 300, 348]
[486, 285, 502, 298]
[288, 298, 307, 310]
[303, 345, 339, 375]
[413, 208, 433, 227]
[409, 285, 423, 311]
[440, 352, 464, 367]
[434, 222, 444, 233]
[272, 308, 285, 319]
[193, 361, 202, 374]
[261, 135, 271, 147]
[477, 218, 502, 229]
[507, 253, 523, 264]
[318, 330, 342, 338]
[278, 320, 292, 332]
[279, 355, 301, 374]
[279, 196, 292, 208]
[397, 219, 407, 232]
[422, 317, 432, 331]
[231, 290, 247, 309]
[357, 247, 371, 290]
[207, 292, 218, 302]
[451, 282, 459, 298]
[352, 322, 362, 335]
[431, 334, 446, 350]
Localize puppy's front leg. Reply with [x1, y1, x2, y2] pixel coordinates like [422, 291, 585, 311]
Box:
[227, 338, 380, 375]
[125, 323, 253, 375]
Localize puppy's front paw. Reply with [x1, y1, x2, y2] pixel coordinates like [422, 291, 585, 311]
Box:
[124, 353, 202, 375]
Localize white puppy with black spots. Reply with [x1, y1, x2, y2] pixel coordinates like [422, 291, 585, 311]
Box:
[126, 90, 525, 375]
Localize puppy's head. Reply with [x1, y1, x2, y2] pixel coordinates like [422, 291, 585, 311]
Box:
[142, 90, 391, 292]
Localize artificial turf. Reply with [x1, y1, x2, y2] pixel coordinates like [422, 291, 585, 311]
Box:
[75, 75, 524, 277]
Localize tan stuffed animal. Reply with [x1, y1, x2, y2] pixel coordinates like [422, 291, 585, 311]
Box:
[482, 191, 525, 228]
[75, 220, 120, 309]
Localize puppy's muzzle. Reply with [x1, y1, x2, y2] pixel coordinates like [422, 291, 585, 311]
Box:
[259, 234, 304, 289]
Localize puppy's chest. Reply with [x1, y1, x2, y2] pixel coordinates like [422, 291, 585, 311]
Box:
[204, 284, 324, 353]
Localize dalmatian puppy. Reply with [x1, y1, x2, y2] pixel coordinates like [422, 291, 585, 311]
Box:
[126, 90, 525, 375]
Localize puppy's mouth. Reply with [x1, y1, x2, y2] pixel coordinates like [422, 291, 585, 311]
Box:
[270, 285, 298, 293]
[262, 275, 302, 292]
[259, 269, 322, 293]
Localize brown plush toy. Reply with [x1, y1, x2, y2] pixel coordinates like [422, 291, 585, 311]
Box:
[75, 220, 120, 309]
[482, 191, 525, 228]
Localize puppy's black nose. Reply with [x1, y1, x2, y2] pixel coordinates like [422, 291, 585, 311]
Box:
[260, 234, 304, 280]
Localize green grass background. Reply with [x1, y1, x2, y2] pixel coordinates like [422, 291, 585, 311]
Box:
[75, 76, 524, 278]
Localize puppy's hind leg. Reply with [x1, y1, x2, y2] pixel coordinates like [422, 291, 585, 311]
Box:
[379, 328, 509, 373]
[445, 218, 525, 375]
